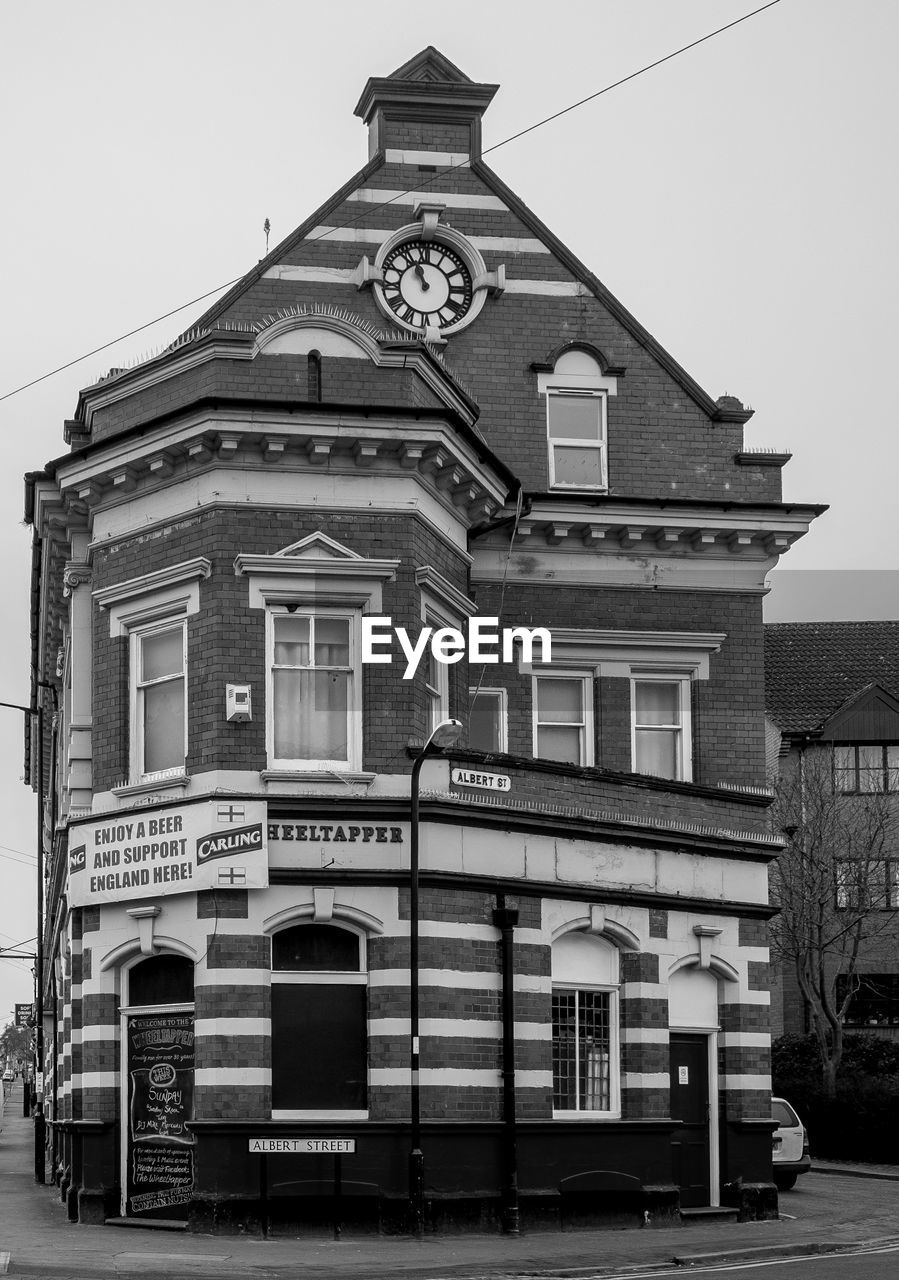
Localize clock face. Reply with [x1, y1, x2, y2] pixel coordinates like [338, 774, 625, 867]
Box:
[381, 240, 473, 331]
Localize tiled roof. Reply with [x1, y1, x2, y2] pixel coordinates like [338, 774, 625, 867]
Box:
[764, 622, 899, 734]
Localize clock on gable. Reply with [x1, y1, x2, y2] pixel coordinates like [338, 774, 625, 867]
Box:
[381, 240, 473, 331]
[362, 205, 504, 341]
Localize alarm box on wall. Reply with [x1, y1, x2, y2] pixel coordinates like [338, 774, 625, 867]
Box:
[226, 684, 252, 722]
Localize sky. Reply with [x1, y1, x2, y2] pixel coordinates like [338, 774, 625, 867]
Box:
[0, 0, 896, 1025]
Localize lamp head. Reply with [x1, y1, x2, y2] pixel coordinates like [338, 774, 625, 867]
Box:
[426, 718, 464, 751]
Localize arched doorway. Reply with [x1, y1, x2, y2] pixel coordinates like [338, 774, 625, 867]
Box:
[121, 953, 195, 1220]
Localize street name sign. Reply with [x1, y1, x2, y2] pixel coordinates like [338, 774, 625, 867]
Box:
[248, 1137, 356, 1154]
[451, 768, 511, 792]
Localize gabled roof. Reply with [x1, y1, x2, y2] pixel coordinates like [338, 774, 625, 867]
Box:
[765, 622, 899, 735]
[189, 48, 748, 425]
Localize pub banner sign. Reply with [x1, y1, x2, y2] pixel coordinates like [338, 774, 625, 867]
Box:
[67, 800, 268, 907]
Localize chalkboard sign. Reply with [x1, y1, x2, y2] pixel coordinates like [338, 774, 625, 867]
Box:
[126, 1011, 195, 1218]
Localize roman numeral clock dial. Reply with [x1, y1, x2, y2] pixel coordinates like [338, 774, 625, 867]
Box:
[380, 240, 474, 335]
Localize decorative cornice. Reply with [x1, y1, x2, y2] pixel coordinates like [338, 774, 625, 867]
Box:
[235, 553, 399, 583]
[415, 565, 477, 619]
[93, 558, 212, 613]
[53, 408, 510, 531]
[472, 497, 824, 561]
[735, 450, 792, 467]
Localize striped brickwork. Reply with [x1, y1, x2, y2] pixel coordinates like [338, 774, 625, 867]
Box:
[620, 952, 669, 1119]
[369, 887, 551, 1120]
[194, 929, 271, 1119]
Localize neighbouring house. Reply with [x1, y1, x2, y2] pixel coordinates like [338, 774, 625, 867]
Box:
[765, 621, 899, 1041]
[25, 47, 822, 1233]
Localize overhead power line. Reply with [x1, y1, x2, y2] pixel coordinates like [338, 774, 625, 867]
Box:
[0, 0, 782, 407]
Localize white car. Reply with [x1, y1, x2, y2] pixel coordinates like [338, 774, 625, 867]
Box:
[772, 1096, 811, 1190]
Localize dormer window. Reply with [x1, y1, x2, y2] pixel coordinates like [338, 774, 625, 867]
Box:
[537, 348, 618, 492]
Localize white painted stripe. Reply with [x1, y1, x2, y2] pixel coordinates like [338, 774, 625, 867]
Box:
[622, 1073, 670, 1089]
[309, 225, 550, 254]
[71, 1072, 118, 1090]
[503, 279, 590, 296]
[348, 188, 507, 211]
[369, 968, 549, 993]
[720, 1032, 770, 1048]
[195, 970, 269, 986]
[621, 984, 666, 999]
[80, 1024, 118, 1042]
[263, 265, 358, 283]
[620, 1028, 669, 1044]
[370, 1068, 495, 1086]
[195, 1068, 270, 1087]
[194, 1018, 270, 1038]
[372, 1067, 551, 1088]
[369, 1018, 550, 1040]
[722, 1074, 772, 1091]
[403, 922, 545, 945]
[510, 1071, 552, 1088]
[385, 149, 469, 167]
[733, 989, 771, 1005]
[469, 235, 550, 253]
[0, 1250, 9, 1273]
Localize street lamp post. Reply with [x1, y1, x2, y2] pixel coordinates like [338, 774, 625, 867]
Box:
[0, 695, 50, 1183]
[408, 717, 463, 1237]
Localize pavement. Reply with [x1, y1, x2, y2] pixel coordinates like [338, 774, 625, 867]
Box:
[2, 1082, 899, 1279]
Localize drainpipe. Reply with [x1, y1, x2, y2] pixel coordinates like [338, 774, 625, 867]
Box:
[493, 894, 520, 1234]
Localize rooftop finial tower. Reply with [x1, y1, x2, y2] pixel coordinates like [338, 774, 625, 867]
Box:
[354, 46, 499, 161]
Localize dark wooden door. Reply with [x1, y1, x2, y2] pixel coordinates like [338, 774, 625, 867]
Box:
[669, 1033, 711, 1207]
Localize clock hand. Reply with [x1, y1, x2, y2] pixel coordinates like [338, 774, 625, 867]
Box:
[414, 263, 430, 291]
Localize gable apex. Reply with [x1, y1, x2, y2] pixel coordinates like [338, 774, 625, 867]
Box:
[354, 47, 498, 126]
[275, 532, 363, 560]
[387, 47, 473, 84]
[820, 682, 899, 742]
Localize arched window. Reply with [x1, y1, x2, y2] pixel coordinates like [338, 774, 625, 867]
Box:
[128, 953, 194, 1006]
[538, 348, 617, 491]
[551, 932, 620, 1116]
[271, 922, 367, 1117]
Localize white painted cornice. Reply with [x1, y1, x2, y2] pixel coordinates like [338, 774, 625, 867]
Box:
[54, 409, 508, 532]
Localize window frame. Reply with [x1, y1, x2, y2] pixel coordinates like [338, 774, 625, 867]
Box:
[468, 686, 508, 754]
[425, 613, 450, 734]
[835, 857, 898, 911]
[836, 973, 899, 1027]
[630, 671, 693, 782]
[546, 387, 608, 491]
[551, 982, 620, 1118]
[266, 605, 362, 773]
[129, 617, 188, 784]
[833, 743, 899, 794]
[271, 921, 369, 1120]
[532, 670, 594, 767]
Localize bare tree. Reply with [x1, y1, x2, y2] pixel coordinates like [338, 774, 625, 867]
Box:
[769, 747, 897, 1097]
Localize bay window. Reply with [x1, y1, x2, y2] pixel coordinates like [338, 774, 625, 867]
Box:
[268, 608, 359, 770]
[131, 620, 187, 780]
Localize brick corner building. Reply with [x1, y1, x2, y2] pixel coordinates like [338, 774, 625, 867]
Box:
[26, 48, 823, 1233]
